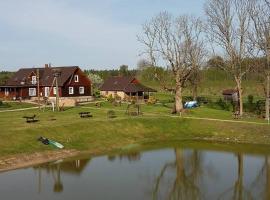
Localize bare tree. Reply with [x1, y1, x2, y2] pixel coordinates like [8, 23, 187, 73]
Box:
[138, 12, 205, 113]
[249, 0, 270, 121]
[205, 0, 254, 116]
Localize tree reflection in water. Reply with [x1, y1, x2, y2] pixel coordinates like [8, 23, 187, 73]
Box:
[35, 158, 91, 194]
[152, 149, 202, 200]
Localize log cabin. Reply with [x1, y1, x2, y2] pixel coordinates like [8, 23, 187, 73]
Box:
[0, 64, 92, 101]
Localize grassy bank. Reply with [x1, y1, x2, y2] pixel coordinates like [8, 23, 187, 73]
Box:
[0, 101, 269, 159]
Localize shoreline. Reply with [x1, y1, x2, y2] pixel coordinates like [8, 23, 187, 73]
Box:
[2, 138, 270, 173]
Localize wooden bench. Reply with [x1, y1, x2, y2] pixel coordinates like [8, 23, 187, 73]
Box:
[79, 112, 92, 118]
[23, 115, 38, 123]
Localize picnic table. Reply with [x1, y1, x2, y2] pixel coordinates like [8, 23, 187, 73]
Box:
[23, 115, 38, 123]
[79, 112, 92, 118]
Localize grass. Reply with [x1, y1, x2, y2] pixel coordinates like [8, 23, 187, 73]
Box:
[0, 101, 36, 110]
[0, 100, 270, 159]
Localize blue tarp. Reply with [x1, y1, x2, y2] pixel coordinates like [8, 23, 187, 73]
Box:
[184, 101, 199, 109]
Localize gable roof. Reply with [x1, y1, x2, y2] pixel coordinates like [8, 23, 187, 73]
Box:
[4, 66, 79, 87]
[222, 89, 238, 95]
[100, 76, 156, 93]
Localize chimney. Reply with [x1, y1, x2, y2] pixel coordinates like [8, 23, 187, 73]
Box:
[45, 64, 49, 68]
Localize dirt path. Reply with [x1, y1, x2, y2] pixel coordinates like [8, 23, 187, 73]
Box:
[0, 149, 80, 173]
[0, 107, 39, 113]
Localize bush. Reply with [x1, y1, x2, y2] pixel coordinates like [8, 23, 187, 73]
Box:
[147, 96, 157, 104]
[207, 98, 233, 111]
[93, 90, 101, 98]
[0, 100, 3, 106]
[107, 110, 116, 118]
[247, 95, 254, 104]
[244, 95, 256, 113]
[107, 94, 114, 103]
[255, 100, 265, 116]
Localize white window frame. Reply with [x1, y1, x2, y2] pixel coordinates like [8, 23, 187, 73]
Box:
[79, 86, 85, 94]
[53, 87, 57, 95]
[29, 88, 36, 96]
[69, 87, 74, 95]
[74, 75, 79, 82]
[32, 76, 37, 84]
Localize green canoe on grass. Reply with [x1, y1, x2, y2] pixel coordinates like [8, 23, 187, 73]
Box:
[48, 140, 64, 149]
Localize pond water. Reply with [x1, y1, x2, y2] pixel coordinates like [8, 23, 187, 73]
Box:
[1, 144, 270, 200]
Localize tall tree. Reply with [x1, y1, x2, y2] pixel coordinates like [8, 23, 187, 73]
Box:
[205, 0, 254, 116]
[249, 0, 270, 121]
[119, 65, 129, 76]
[138, 12, 205, 113]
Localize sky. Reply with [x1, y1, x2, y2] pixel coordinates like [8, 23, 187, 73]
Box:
[0, 0, 205, 71]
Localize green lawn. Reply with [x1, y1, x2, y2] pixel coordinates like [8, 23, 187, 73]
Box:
[0, 101, 269, 158]
[0, 101, 36, 110]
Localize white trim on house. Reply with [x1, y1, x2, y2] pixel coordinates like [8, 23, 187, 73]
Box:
[74, 75, 79, 82]
[69, 87, 74, 94]
[29, 88, 36, 96]
[31, 76, 37, 84]
[79, 86, 85, 94]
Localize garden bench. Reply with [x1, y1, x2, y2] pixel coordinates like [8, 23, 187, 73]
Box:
[79, 112, 92, 118]
[23, 115, 38, 123]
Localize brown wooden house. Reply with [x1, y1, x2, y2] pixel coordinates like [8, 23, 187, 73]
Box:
[100, 76, 156, 101]
[0, 65, 92, 100]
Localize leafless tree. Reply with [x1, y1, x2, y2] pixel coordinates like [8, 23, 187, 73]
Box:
[249, 0, 270, 121]
[205, 0, 254, 116]
[138, 12, 205, 113]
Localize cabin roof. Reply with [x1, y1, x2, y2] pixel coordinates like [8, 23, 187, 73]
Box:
[100, 76, 156, 93]
[4, 66, 79, 87]
[222, 89, 238, 95]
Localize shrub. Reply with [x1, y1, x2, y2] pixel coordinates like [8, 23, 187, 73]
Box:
[247, 95, 254, 104]
[107, 110, 116, 118]
[255, 100, 265, 116]
[0, 100, 3, 106]
[147, 96, 157, 104]
[107, 94, 114, 103]
[207, 98, 233, 111]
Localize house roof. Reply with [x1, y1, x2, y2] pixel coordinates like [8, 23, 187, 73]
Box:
[4, 66, 79, 87]
[222, 89, 238, 95]
[100, 76, 156, 93]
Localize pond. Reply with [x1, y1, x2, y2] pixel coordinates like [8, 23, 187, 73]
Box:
[1, 142, 270, 200]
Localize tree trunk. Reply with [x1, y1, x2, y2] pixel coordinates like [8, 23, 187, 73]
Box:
[266, 73, 270, 121]
[235, 77, 243, 117]
[192, 84, 198, 101]
[174, 82, 183, 114]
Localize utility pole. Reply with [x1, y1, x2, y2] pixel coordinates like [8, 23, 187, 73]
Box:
[37, 69, 40, 110]
[53, 69, 61, 112]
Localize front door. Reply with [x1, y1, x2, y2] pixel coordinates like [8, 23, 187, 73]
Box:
[45, 87, 50, 97]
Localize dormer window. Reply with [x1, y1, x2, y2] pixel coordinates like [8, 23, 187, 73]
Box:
[74, 75, 79, 82]
[32, 76, 37, 84]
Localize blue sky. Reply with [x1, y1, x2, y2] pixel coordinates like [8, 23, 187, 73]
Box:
[0, 0, 205, 71]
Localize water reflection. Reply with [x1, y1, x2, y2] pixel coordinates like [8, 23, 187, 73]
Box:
[34, 158, 91, 194]
[1, 145, 270, 200]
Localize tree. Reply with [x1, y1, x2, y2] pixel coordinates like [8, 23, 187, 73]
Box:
[249, 0, 270, 121]
[205, 0, 254, 117]
[119, 65, 129, 76]
[138, 12, 205, 113]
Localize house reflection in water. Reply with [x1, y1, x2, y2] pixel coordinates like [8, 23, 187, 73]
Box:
[34, 158, 91, 193]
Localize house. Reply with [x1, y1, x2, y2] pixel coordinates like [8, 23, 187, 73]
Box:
[0, 64, 92, 104]
[99, 76, 156, 101]
[222, 89, 238, 102]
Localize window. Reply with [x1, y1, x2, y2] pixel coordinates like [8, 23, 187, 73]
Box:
[32, 76, 37, 84]
[29, 88, 36, 96]
[53, 87, 57, 95]
[74, 75, 79, 82]
[69, 87, 74, 95]
[79, 86, 84, 94]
